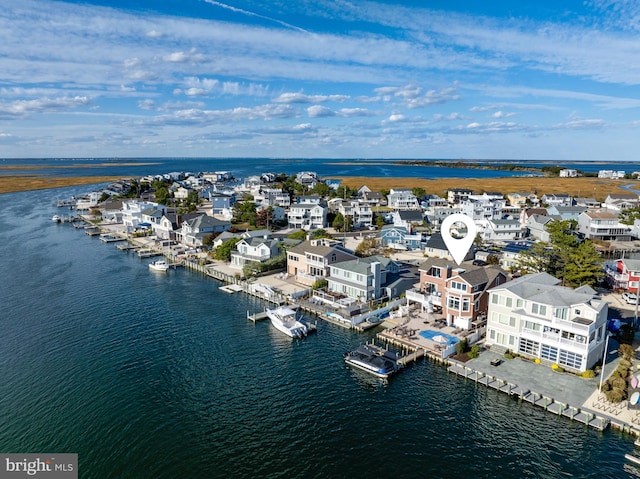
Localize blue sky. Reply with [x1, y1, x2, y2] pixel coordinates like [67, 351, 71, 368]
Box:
[1, 0, 640, 160]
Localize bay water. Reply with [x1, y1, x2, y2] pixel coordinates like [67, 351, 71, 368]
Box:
[0, 185, 638, 478]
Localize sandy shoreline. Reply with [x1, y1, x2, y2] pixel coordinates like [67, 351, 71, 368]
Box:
[1, 173, 638, 201]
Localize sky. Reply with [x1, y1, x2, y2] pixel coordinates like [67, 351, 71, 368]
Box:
[1, 0, 640, 160]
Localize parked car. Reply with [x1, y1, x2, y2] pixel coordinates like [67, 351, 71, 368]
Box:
[622, 292, 638, 304]
[472, 259, 487, 266]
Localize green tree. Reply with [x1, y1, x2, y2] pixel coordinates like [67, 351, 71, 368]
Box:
[563, 241, 604, 287]
[411, 187, 426, 199]
[311, 229, 332, 239]
[288, 229, 308, 241]
[517, 219, 602, 286]
[310, 182, 331, 197]
[374, 213, 385, 229]
[232, 201, 257, 226]
[214, 238, 240, 261]
[619, 208, 640, 226]
[332, 213, 345, 231]
[516, 242, 556, 274]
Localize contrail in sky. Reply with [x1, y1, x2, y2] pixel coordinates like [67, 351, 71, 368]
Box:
[202, 0, 310, 33]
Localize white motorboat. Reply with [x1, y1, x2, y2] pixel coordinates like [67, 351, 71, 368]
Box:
[148, 259, 169, 272]
[52, 215, 62, 223]
[266, 306, 308, 339]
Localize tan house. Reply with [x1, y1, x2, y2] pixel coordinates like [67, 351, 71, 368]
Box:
[286, 239, 357, 286]
[407, 258, 508, 330]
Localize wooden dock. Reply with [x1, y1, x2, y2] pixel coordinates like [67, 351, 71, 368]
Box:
[100, 234, 126, 243]
[447, 362, 609, 431]
[137, 249, 162, 258]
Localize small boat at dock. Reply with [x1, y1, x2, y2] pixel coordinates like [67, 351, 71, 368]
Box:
[149, 259, 170, 272]
[344, 344, 398, 379]
[266, 306, 309, 339]
[52, 215, 61, 223]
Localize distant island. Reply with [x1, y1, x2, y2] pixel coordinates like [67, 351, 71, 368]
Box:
[396, 160, 567, 176]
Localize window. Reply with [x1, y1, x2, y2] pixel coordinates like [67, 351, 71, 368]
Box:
[554, 308, 568, 320]
[516, 299, 524, 308]
[493, 312, 516, 327]
[559, 350, 582, 370]
[451, 281, 466, 291]
[428, 267, 441, 278]
[505, 297, 513, 308]
[462, 298, 470, 312]
[448, 297, 461, 310]
[531, 303, 547, 317]
[492, 294, 499, 304]
[524, 320, 541, 331]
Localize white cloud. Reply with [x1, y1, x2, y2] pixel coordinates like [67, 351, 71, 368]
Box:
[162, 49, 205, 63]
[307, 105, 335, 118]
[0, 96, 90, 117]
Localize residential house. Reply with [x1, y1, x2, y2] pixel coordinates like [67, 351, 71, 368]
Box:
[526, 214, 554, 242]
[598, 170, 626, 179]
[387, 189, 420, 210]
[121, 200, 159, 232]
[359, 190, 385, 207]
[337, 200, 373, 228]
[254, 188, 291, 208]
[604, 258, 640, 293]
[380, 225, 408, 250]
[327, 256, 400, 301]
[408, 258, 508, 329]
[460, 193, 506, 224]
[202, 171, 231, 183]
[230, 236, 282, 270]
[177, 214, 230, 247]
[424, 232, 474, 262]
[576, 210, 632, 241]
[546, 205, 587, 222]
[286, 238, 357, 286]
[485, 272, 608, 373]
[207, 191, 236, 215]
[541, 193, 573, 207]
[507, 191, 539, 208]
[287, 197, 327, 231]
[98, 198, 125, 223]
[574, 197, 600, 208]
[155, 211, 179, 240]
[392, 209, 425, 231]
[447, 188, 474, 204]
[295, 171, 321, 190]
[501, 241, 534, 272]
[603, 193, 640, 211]
[481, 218, 522, 242]
[173, 185, 193, 201]
[559, 169, 578, 178]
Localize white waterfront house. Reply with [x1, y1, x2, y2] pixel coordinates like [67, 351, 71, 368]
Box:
[387, 188, 420, 210]
[287, 197, 327, 231]
[485, 272, 608, 373]
[121, 200, 159, 232]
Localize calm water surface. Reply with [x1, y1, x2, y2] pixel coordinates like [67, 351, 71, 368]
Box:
[0, 186, 638, 478]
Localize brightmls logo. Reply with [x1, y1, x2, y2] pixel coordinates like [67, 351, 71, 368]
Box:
[1, 454, 76, 479]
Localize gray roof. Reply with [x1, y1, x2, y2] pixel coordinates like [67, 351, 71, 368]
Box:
[491, 272, 602, 309]
[288, 240, 354, 258]
[398, 210, 424, 222]
[621, 259, 640, 271]
[332, 255, 394, 274]
[425, 233, 448, 250]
